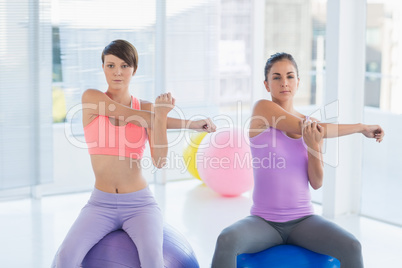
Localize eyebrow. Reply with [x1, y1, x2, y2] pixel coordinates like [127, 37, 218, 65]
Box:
[105, 61, 128, 65]
[272, 72, 295, 75]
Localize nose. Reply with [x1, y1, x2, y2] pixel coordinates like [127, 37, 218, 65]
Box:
[114, 67, 122, 76]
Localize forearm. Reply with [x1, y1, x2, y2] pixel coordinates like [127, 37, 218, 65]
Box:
[166, 117, 192, 129]
[320, 123, 364, 138]
[307, 144, 323, 190]
[151, 115, 169, 168]
[83, 89, 155, 129]
[127, 111, 185, 130]
[126, 110, 180, 130]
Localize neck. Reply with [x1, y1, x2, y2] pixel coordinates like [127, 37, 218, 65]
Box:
[106, 90, 131, 106]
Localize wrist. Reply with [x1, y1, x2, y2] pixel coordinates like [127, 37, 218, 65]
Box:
[187, 120, 194, 129]
[357, 123, 366, 133]
[307, 143, 321, 152]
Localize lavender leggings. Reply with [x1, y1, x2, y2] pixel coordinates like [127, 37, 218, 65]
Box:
[52, 186, 164, 268]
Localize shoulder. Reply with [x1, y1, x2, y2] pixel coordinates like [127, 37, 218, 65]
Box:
[81, 89, 105, 103]
[252, 99, 278, 115]
[139, 99, 153, 111]
[250, 99, 276, 131]
[253, 99, 279, 109]
[253, 99, 273, 108]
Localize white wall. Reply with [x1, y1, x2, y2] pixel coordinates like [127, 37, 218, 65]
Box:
[40, 124, 95, 195]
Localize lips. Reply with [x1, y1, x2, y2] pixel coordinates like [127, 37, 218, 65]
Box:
[280, 91, 291, 93]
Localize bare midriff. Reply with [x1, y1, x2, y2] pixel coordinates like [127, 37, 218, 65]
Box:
[90, 154, 148, 194]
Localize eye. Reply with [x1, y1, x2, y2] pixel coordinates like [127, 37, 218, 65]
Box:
[287, 76, 294, 79]
[122, 65, 129, 68]
[107, 64, 114, 68]
[273, 77, 280, 80]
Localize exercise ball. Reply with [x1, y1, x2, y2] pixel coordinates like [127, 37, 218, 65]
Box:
[82, 224, 199, 268]
[237, 245, 340, 268]
[183, 132, 208, 180]
[197, 128, 254, 197]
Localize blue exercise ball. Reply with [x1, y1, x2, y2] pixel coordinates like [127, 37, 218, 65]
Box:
[237, 245, 340, 268]
[82, 224, 199, 268]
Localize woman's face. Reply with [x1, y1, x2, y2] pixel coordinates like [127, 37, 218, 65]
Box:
[264, 60, 299, 101]
[103, 54, 135, 90]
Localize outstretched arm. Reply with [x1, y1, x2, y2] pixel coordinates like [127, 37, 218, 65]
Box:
[249, 99, 385, 142]
[317, 123, 384, 142]
[82, 89, 216, 133]
[166, 117, 216, 132]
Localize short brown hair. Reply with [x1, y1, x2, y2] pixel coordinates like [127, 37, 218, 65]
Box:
[101, 40, 139, 72]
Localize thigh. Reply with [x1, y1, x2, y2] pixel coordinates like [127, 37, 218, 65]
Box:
[54, 203, 120, 267]
[122, 204, 163, 244]
[219, 215, 283, 254]
[211, 216, 284, 268]
[287, 215, 360, 258]
[64, 203, 120, 244]
[122, 204, 164, 268]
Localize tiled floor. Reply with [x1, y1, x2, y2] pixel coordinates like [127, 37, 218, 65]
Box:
[1, 179, 401, 267]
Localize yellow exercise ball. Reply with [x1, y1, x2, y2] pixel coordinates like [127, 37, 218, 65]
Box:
[183, 132, 208, 180]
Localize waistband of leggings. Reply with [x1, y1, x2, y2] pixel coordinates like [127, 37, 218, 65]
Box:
[90, 186, 153, 202]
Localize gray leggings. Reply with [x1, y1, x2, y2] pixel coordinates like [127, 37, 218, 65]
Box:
[211, 215, 363, 268]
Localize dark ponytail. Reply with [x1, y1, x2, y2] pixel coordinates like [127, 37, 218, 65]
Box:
[264, 52, 299, 81]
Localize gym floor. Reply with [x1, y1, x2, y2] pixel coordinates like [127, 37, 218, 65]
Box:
[0, 179, 401, 267]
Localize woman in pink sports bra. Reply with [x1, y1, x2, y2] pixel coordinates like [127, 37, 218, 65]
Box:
[211, 53, 385, 268]
[52, 39, 216, 268]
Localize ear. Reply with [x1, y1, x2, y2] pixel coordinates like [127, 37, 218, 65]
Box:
[296, 77, 300, 89]
[264, 80, 271, 92]
[132, 69, 137, 76]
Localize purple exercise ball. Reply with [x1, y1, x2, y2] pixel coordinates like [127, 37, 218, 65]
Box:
[82, 224, 199, 268]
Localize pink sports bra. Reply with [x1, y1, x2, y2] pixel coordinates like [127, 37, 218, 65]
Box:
[84, 96, 147, 159]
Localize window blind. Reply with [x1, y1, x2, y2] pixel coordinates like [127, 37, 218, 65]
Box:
[57, 0, 157, 136]
[0, 0, 53, 190]
[57, 0, 220, 134]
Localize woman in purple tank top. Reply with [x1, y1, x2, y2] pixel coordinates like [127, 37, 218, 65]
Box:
[211, 53, 385, 268]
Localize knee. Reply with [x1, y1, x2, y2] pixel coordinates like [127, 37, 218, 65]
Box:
[346, 237, 362, 255]
[216, 227, 241, 249]
[337, 236, 362, 261]
[53, 245, 81, 268]
[142, 243, 163, 257]
[136, 243, 164, 268]
[53, 249, 69, 268]
[135, 236, 163, 259]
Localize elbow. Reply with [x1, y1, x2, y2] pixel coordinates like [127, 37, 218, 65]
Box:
[312, 184, 322, 190]
[152, 157, 167, 169]
[311, 180, 323, 190]
[154, 162, 166, 169]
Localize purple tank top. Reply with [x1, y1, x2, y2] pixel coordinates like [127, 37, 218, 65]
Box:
[249, 126, 314, 222]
